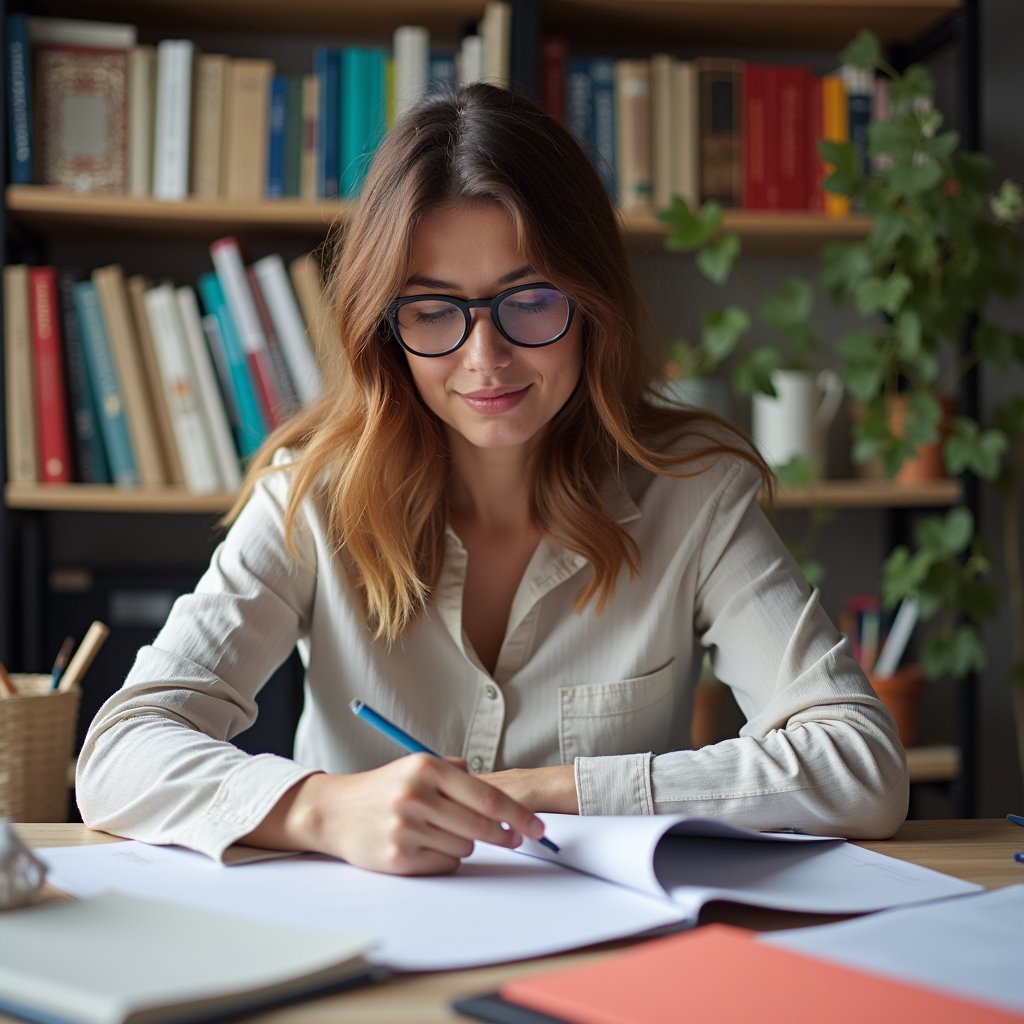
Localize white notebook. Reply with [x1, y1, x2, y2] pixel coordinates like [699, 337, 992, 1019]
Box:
[0, 891, 378, 1024]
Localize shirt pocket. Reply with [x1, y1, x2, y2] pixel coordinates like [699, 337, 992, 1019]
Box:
[558, 660, 677, 761]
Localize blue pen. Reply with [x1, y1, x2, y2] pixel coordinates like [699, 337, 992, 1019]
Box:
[349, 699, 559, 854]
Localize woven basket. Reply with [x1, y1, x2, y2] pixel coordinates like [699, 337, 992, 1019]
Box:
[0, 674, 81, 822]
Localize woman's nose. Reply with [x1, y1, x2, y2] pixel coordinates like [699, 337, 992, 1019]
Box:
[461, 310, 512, 371]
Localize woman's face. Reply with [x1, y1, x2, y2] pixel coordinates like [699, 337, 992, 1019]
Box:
[396, 202, 583, 460]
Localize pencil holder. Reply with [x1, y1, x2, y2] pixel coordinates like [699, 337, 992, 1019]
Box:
[0, 674, 81, 822]
[869, 664, 925, 749]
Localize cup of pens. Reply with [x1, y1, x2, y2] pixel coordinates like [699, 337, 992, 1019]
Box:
[0, 622, 108, 822]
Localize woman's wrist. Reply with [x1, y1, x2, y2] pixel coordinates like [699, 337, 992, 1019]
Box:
[241, 771, 331, 853]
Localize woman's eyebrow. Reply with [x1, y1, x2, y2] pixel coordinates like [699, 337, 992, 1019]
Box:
[404, 265, 535, 291]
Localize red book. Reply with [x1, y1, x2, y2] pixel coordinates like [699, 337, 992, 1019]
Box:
[28, 266, 73, 483]
[806, 73, 826, 211]
[742, 64, 778, 209]
[777, 65, 810, 209]
[540, 36, 568, 123]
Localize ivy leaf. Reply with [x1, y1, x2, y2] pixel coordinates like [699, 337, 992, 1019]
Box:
[890, 158, 945, 195]
[840, 29, 883, 69]
[902, 391, 941, 446]
[943, 419, 1008, 480]
[701, 306, 750, 361]
[922, 625, 986, 679]
[775, 455, 819, 489]
[914, 506, 975, 557]
[760, 277, 814, 329]
[890, 63, 934, 106]
[733, 347, 782, 396]
[855, 273, 912, 316]
[894, 310, 922, 360]
[696, 233, 741, 284]
[868, 212, 909, 255]
[881, 545, 929, 605]
[819, 242, 872, 300]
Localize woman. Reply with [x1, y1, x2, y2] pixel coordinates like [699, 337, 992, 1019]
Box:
[76, 84, 908, 875]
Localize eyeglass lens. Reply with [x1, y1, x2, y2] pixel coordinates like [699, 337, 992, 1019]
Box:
[395, 286, 570, 354]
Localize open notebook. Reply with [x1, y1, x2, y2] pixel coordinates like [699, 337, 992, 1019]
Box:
[40, 813, 980, 971]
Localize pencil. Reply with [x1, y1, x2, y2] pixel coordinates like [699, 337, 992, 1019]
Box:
[57, 621, 110, 693]
[0, 662, 15, 697]
[349, 699, 561, 854]
[49, 635, 77, 691]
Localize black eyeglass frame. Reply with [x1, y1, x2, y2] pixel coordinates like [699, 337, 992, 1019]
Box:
[385, 282, 577, 358]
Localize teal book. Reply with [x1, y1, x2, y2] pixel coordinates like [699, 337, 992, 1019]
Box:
[6, 13, 34, 184]
[72, 280, 138, 486]
[197, 272, 267, 457]
[340, 46, 369, 198]
[283, 74, 303, 197]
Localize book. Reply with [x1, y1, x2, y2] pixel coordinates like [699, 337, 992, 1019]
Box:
[209, 236, 283, 427]
[174, 286, 242, 490]
[742, 63, 778, 210]
[777, 65, 811, 210]
[251, 254, 323, 406]
[393, 25, 429, 120]
[312, 46, 340, 199]
[245, 266, 300, 417]
[25, 16, 136, 49]
[190, 53, 230, 199]
[480, 0, 511, 88]
[698, 57, 743, 208]
[197, 271, 268, 457]
[540, 36, 568, 122]
[822, 73, 851, 218]
[265, 74, 288, 199]
[456, 922, 1022, 1024]
[58, 268, 109, 483]
[125, 274, 184, 485]
[152, 39, 194, 201]
[126, 46, 156, 197]
[222, 57, 274, 200]
[0, 890, 378, 1024]
[6, 13, 34, 185]
[72, 280, 139, 487]
[299, 73, 319, 200]
[589, 58, 617, 205]
[283, 74, 304, 198]
[28, 267, 72, 483]
[141, 282, 224, 495]
[288, 253, 337, 367]
[42, 814, 980, 973]
[458, 34, 484, 86]
[3, 264, 39, 484]
[92, 264, 167, 486]
[651, 54, 698, 212]
[615, 59, 652, 214]
[340, 46, 388, 199]
[34, 44, 129, 193]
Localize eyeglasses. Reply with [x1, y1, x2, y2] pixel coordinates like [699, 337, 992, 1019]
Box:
[386, 282, 577, 358]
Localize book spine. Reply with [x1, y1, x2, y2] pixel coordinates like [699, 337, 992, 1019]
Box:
[458, 34, 483, 86]
[428, 51, 457, 94]
[340, 47, 369, 198]
[670, 59, 699, 207]
[57, 269, 109, 483]
[565, 57, 594, 160]
[3, 265, 39, 484]
[266, 74, 288, 199]
[246, 265, 300, 420]
[191, 53, 229, 199]
[650, 54, 674, 213]
[141, 283, 223, 494]
[127, 46, 155, 197]
[288, 254, 338, 365]
[72, 280, 139, 487]
[777, 66, 809, 210]
[209, 236, 282, 427]
[299, 74, 320, 201]
[197, 272, 267, 457]
[28, 267, 73, 484]
[174, 286, 242, 489]
[822, 74, 851, 218]
[806, 74, 824, 211]
[92, 264, 166, 485]
[223, 58, 273, 201]
[6, 13, 35, 185]
[540, 36, 568, 122]
[283, 75, 304, 198]
[152, 39, 194, 200]
[742, 63, 771, 210]
[480, 0, 511, 88]
[252, 254, 323, 406]
[589, 58, 618, 205]
[393, 25, 429, 120]
[313, 46, 340, 199]
[615, 58, 652, 213]
[26, 15, 136, 48]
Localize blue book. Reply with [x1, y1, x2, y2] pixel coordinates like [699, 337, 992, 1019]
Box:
[283, 75, 303, 197]
[72, 281, 138, 486]
[265, 74, 288, 198]
[566, 57, 595, 158]
[428, 51, 456, 94]
[313, 46, 340, 198]
[5, 13, 34, 184]
[57, 270, 109, 483]
[589, 57, 618, 204]
[197, 272, 267, 458]
[340, 47, 370, 198]
[363, 48, 388, 165]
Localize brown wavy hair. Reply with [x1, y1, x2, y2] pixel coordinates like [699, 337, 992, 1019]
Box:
[229, 83, 770, 643]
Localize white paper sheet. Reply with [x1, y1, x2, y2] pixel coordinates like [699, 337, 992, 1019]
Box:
[40, 813, 982, 972]
[764, 884, 1024, 1014]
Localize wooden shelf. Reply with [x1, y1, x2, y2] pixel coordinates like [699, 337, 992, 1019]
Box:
[772, 477, 961, 510]
[906, 744, 960, 783]
[8, 186, 874, 250]
[6, 477, 961, 514]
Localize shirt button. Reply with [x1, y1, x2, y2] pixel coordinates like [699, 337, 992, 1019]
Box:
[470, 756, 484, 772]
[484, 684, 498, 701]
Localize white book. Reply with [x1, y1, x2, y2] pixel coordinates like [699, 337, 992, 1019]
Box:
[26, 16, 137, 49]
[252, 254, 322, 405]
[458, 34, 483, 86]
[142, 283, 222, 494]
[0, 890, 376, 1024]
[175, 285, 242, 490]
[671, 58, 699, 207]
[480, 1, 511, 88]
[152, 39, 194, 201]
[127, 46, 156, 197]
[190, 53, 230, 198]
[393, 25, 429, 120]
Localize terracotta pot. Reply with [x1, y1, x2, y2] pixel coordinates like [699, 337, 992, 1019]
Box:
[869, 664, 925, 748]
[887, 394, 955, 484]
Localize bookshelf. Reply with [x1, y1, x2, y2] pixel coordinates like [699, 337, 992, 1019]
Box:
[1, 0, 977, 804]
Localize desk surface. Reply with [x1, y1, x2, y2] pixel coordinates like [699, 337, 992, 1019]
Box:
[15, 818, 1024, 1024]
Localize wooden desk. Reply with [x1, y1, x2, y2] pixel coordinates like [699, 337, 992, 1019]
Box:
[14, 818, 1023, 1024]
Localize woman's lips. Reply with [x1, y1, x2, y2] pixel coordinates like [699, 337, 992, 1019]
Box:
[459, 385, 530, 414]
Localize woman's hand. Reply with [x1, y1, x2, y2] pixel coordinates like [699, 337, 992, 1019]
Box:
[242, 755, 551, 875]
[479, 764, 579, 814]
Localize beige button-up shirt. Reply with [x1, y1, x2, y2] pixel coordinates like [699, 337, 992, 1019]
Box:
[77, 443, 908, 860]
